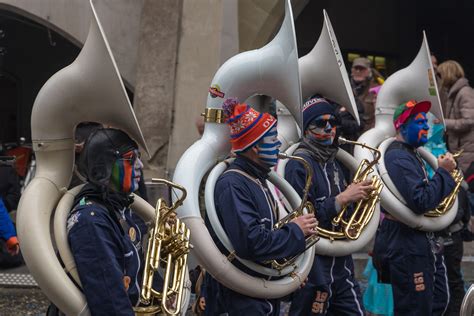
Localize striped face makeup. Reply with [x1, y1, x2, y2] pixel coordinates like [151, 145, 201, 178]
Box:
[111, 149, 143, 193]
[401, 112, 429, 148]
[256, 125, 281, 167]
[306, 114, 337, 145]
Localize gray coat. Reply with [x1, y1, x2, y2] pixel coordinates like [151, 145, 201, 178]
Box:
[444, 78, 474, 172]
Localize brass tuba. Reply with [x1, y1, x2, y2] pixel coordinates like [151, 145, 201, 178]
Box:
[135, 179, 191, 316]
[326, 137, 383, 240]
[424, 151, 464, 217]
[268, 153, 319, 271]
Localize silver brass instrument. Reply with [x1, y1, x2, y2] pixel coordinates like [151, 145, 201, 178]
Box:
[425, 150, 464, 218]
[269, 153, 319, 270]
[135, 179, 191, 316]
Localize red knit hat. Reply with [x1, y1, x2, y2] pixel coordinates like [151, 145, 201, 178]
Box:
[222, 97, 277, 153]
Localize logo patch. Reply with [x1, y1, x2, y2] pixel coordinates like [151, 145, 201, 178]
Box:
[129, 227, 137, 242]
[66, 212, 81, 233]
[209, 84, 225, 98]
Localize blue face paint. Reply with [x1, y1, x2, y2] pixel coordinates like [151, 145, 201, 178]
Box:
[257, 125, 281, 167]
[306, 114, 337, 145]
[400, 112, 429, 147]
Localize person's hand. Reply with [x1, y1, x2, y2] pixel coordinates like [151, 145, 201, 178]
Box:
[300, 277, 308, 288]
[336, 179, 373, 206]
[6, 237, 19, 256]
[438, 152, 456, 173]
[291, 214, 318, 237]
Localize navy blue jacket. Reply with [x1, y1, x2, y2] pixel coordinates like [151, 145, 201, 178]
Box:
[285, 150, 348, 231]
[214, 156, 305, 263]
[385, 141, 456, 215]
[0, 197, 16, 241]
[68, 198, 142, 316]
[206, 156, 306, 316]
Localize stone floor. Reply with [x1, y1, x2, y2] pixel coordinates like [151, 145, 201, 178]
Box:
[0, 249, 473, 316]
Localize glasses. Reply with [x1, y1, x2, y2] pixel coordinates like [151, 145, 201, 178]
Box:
[352, 66, 368, 72]
[309, 118, 338, 129]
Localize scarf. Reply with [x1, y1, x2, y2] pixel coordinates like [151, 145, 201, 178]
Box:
[298, 136, 338, 163]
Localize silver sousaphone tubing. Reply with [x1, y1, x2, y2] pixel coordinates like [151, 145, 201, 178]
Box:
[172, 0, 315, 299]
[354, 32, 457, 231]
[16, 1, 190, 314]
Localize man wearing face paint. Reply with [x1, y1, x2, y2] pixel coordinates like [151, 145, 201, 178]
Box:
[204, 97, 318, 316]
[285, 96, 370, 316]
[57, 128, 145, 315]
[372, 100, 457, 316]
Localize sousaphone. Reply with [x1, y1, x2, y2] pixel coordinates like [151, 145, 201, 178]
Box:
[16, 1, 190, 314]
[353, 32, 458, 231]
[172, 0, 315, 298]
[274, 10, 380, 256]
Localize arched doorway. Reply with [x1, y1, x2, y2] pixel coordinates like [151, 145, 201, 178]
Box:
[0, 6, 134, 143]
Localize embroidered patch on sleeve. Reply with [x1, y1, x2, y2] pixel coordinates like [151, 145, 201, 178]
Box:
[67, 212, 81, 233]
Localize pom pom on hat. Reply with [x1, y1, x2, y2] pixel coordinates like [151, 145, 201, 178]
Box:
[223, 97, 239, 119]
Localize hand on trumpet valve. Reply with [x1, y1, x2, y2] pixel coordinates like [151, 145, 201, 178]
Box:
[336, 179, 374, 206]
[438, 152, 456, 173]
[291, 214, 318, 237]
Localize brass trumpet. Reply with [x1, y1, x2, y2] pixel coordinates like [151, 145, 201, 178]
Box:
[425, 150, 464, 217]
[268, 153, 320, 271]
[321, 137, 383, 241]
[134, 179, 191, 316]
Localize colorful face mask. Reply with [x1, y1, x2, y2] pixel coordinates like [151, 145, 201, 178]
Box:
[306, 114, 337, 145]
[400, 112, 429, 147]
[256, 125, 281, 167]
[111, 149, 143, 193]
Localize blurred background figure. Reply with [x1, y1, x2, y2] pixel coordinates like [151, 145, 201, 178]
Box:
[350, 57, 382, 132]
[423, 111, 473, 316]
[0, 150, 22, 268]
[437, 60, 474, 173]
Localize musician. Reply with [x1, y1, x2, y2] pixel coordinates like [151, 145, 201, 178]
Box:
[286, 96, 370, 316]
[373, 100, 457, 315]
[66, 128, 144, 315]
[205, 97, 318, 316]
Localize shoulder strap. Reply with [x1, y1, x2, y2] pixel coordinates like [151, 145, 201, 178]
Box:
[223, 169, 279, 223]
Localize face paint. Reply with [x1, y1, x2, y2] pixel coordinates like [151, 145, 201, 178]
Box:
[256, 125, 281, 167]
[400, 112, 429, 147]
[111, 149, 143, 193]
[306, 114, 337, 145]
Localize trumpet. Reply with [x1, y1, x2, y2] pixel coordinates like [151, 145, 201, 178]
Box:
[134, 179, 191, 316]
[321, 137, 383, 241]
[269, 153, 320, 270]
[425, 150, 464, 218]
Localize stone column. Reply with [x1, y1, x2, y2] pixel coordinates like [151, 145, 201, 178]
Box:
[133, 0, 183, 179]
[166, 0, 238, 175]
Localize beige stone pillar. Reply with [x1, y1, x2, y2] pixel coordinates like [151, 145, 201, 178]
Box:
[133, 0, 183, 178]
[166, 0, 238, 175]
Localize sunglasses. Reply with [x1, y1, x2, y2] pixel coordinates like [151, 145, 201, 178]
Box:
[309, 118, 338, 129]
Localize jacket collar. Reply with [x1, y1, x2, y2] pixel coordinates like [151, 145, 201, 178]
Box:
[233, 155, 270, 182]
